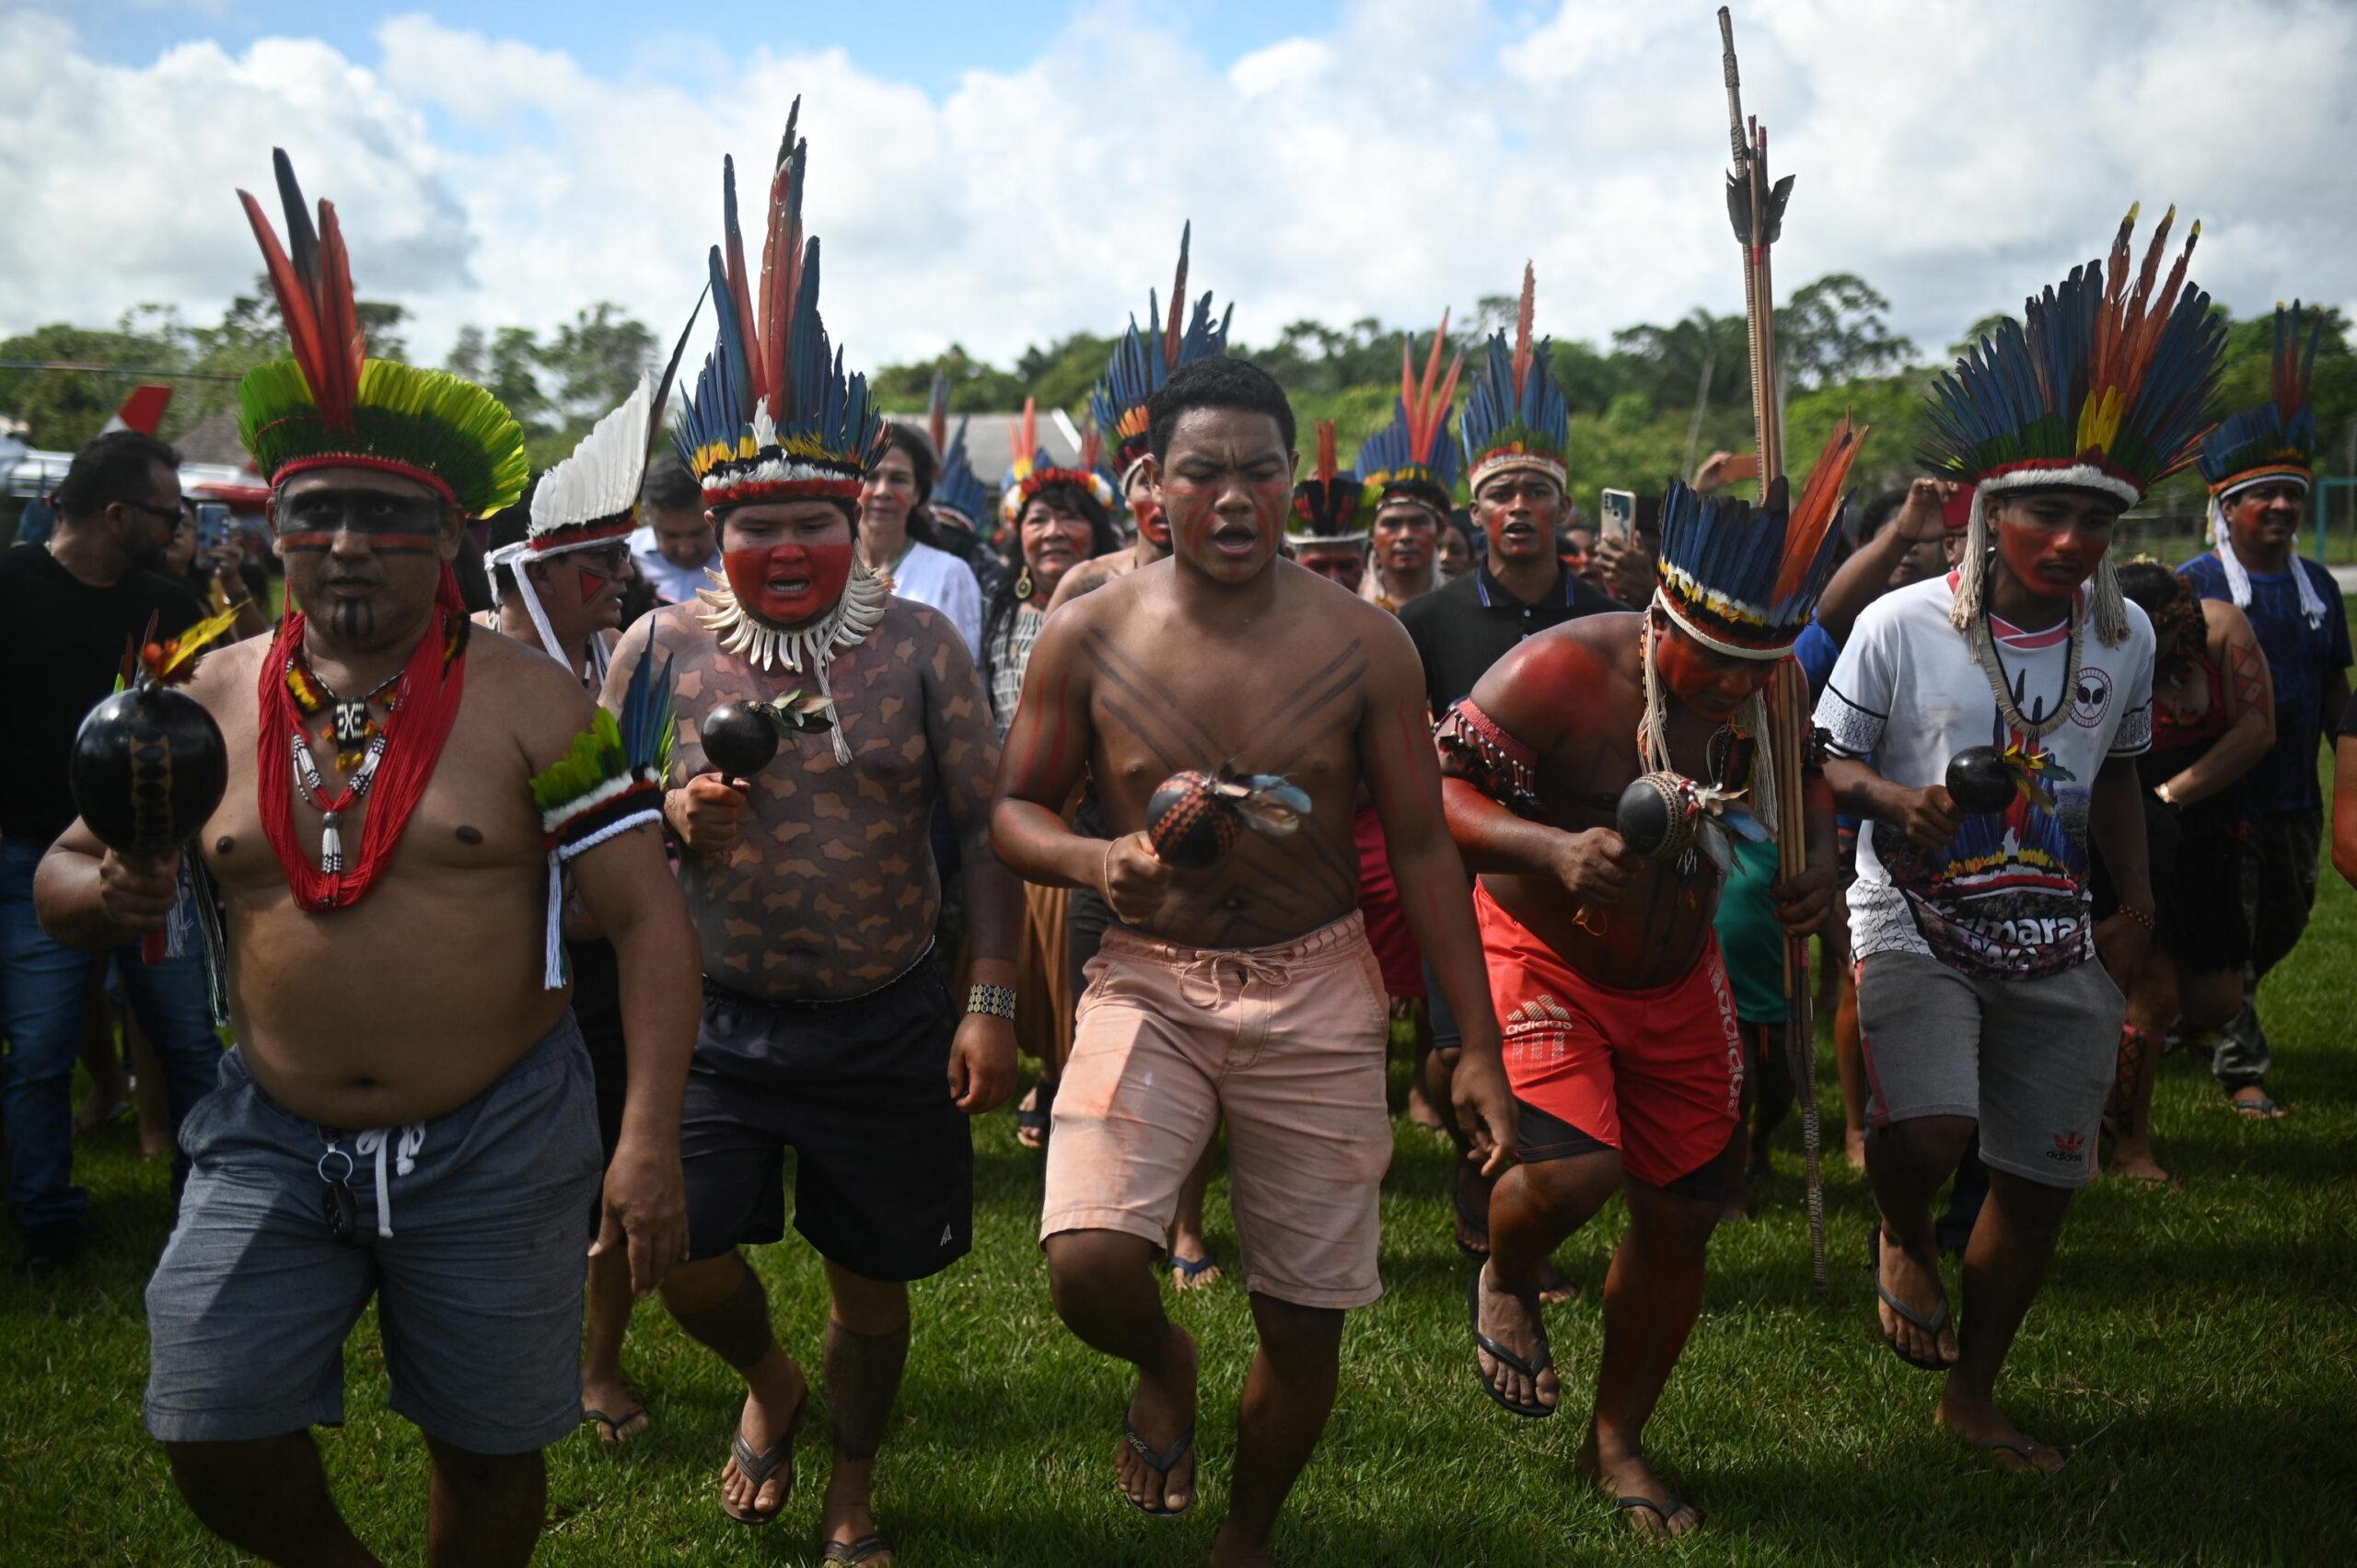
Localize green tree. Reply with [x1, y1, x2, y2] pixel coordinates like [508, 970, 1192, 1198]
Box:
[1780, 273, 1913, 389]
[543, 303, 656, 432]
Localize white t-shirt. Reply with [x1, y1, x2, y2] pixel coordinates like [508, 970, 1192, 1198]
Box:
[888, 540, 983, 659]
[1814, 574, 2154, 979]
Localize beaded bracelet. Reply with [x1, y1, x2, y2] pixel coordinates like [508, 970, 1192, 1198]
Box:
[967, 982, 1017, 1020]
[2117, 903, 2157, 934]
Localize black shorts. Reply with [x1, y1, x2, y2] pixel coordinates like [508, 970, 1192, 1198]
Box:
[682, 957, 973, 1283]
[565, 937, 631, 1235]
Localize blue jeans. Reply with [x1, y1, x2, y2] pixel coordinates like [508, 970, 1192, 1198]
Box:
[0, 838, 223, 1227]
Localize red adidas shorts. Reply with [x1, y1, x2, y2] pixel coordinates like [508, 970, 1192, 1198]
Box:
[1353, 799, 1426, 999]
[1474, 884, 1744, 1190]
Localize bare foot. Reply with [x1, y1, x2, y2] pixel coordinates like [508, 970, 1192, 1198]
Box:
[2103, 1145, 2175, 1188]
[1117, 1325, 1199, 1516]
[1473, 1260, 1559, 1413]
[581, 1368, 648, 1446]
[1405, 1080, 1448, 1138]
[720, 1353, 807, 1523]
[1535, 1260, 1578, 1307]
[1210, 1524, 1279, 1566]
[1874, 1225, 1958, 1368]
[1937, 1391, 2066, 1476]
[1578, 1426, 1702, 1538]
[73, 1085, 127, 1134]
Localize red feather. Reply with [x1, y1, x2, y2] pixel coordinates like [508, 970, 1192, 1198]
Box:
[237, 188, 331, 421]
[1773, 417, 1866, 604]
[1018, 398, 1038, 469]
[761, 146, 801, 421]
[1315, 420, 1338, 487]
[1164, 221, 1191, 372]
[1511, 262, 1537, 401]
[311, 200, 364, 432]
[929, 371, 948, 458]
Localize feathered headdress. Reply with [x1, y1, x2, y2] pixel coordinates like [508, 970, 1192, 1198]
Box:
[236, 151, 527, 517]
[1289, 422, 1366, 548]
[1001, 398, 1115, 526]
[1089, 223, 1234, 494]
[1925, 203, 2226, 645]
[2198, 302, 2328, 623]
[925, 372, 991, 532]
[1655, 419, 1867, 658]
[1459, 265, 1570, 495]
[675, 99, 879, 511]
[486, 299, 703, 656]
[1354, 312, 1465, 523]
[2199, 302, 2320, 499]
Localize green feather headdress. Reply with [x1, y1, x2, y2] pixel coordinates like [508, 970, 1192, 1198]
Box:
[234, 150, 527, 517]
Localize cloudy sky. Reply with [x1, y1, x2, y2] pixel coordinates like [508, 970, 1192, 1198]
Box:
[4, 0, 2351, 377]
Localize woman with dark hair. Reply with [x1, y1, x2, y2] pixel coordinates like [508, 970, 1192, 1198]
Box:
[983, 477, 1120, 737]
[2098, 562, 2274, 1185]
[861, 422, 984, 655]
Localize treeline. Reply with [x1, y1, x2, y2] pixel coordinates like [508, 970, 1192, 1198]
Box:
[7, 274, 2351, 524]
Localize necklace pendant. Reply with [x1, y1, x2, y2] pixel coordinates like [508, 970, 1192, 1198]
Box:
[320, 808, 343, 872]
[331, 699, 372, 747]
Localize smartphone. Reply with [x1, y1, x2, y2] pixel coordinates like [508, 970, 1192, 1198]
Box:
[1599, 488, 1636, 543]
[195, 501, 231, 554]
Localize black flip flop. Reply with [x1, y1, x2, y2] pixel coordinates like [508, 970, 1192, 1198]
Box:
[1165, 1252, 1221, 1288]
[824, 1534, 895, 1564]
[1971, 1434, 2058, 1474]
[1468, 1269, 1555, 1418]
[1119, 1401, 1197, 1517]
[582, 1403, 648, 1445]
[1869, 1225, 1955, 1373]
[1615, 1494, 1701, 1532]
[720, 1391, 806, 1526]
[1016, 1078, 1056, 1148]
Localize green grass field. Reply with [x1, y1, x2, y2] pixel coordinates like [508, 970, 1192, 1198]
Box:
[6, 885, 2355, 1564]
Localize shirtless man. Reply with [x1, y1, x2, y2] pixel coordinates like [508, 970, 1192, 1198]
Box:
[995, 354, 1515, 1566]
[1445, 439, 1854, 1535]
[607, 110, 1018, 1566]
[34, 162, 694, 1565]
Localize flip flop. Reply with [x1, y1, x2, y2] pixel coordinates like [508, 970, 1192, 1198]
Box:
[2227, 1089, 2284, 1118]
[1468, 1269, 1555, 1418]
[1119, 1401, 1197, 1517]
[582, 1404, 648, 1445]
[1166, 1252, 1222, 1288]
[1869, 1226, 1955, 1373]
[719, 1390, 807, 1526]
[1615, 1494, 1701, 1532]
[1970, 1434, 2059, 1474]
[1016, 1078, 1056, 1148]
[823, 1534, 895, 1564]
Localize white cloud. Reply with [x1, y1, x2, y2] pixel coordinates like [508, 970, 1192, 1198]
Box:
[3, 0, 2353, 406]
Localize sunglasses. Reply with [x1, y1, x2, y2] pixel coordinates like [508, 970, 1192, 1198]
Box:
[118, 497, 192, 526]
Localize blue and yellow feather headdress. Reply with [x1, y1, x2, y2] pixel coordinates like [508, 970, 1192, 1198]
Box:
[675, 99, 879, 512]
[1290, 423, 1367, 547]
[1655, 420, 1866, 659]
[2198, 302, 2321, 500]
[1353, 312, 1464, 523]
[1459, 265, 1570, 496]
[924, 371, 991, 532]
[1089, 223, 1233, 493]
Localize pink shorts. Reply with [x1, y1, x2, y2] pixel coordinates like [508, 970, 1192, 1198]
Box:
[1040, 912, 1394, 1309]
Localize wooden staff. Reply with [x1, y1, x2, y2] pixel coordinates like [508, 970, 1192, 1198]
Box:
[1718, 6, 1825, 1295]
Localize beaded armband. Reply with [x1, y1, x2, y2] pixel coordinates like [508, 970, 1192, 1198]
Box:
[1434, 700, 1546, 821]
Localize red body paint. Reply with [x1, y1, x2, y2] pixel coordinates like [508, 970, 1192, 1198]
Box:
[723, 538, 853, 624]
[277, 529, 439, 554]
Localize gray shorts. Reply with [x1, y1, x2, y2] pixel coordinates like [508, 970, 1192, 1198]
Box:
[1855, 949, 2126, 1190]
[145, 1015, 603, 1454]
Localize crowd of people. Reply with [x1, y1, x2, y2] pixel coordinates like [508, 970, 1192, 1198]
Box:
[3, 110, 2352, 1568]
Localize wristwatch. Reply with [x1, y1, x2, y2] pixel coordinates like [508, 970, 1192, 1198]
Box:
[966, 982, 1016, 1021]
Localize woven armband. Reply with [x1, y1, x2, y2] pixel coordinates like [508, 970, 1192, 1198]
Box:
[1435, 700, 1545, 820]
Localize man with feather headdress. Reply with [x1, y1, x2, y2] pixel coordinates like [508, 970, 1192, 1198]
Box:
[598, 104, 1016, 1561]
[1818, 208, 2220, 1473]
[35, 153, 699, 1564]
[1441, 325, 1855, 1529]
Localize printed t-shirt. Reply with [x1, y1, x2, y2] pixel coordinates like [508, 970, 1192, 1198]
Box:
[1815, 573, 2154, 980]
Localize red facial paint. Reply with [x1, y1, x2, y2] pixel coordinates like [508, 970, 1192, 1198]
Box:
[1134, 493, 1170, 547]
[1653, 625, 1773, 720]
[723, 538, 853, 624]
[1994, 513, 2105, 598]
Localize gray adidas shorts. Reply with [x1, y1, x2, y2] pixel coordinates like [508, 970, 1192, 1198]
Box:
[145, 1015, 602, 1454]
[1855, 949, 2126, 1190]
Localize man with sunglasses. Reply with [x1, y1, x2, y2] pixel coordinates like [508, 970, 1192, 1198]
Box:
[0, 429, 224, 1277]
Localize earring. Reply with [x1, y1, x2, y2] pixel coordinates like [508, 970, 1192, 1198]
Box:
[1014, 563, 1034, 601]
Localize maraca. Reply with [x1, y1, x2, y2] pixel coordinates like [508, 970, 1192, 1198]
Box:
[1145, 767, 1311, 871]
[71, 683, 229, 861]
[1945, 747, 2015, 816]
[1614, 772, 1694, 863]
[700, 691, 835, 782]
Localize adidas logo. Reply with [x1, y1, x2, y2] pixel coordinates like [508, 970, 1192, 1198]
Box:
[940, 1223, 954, 1247]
